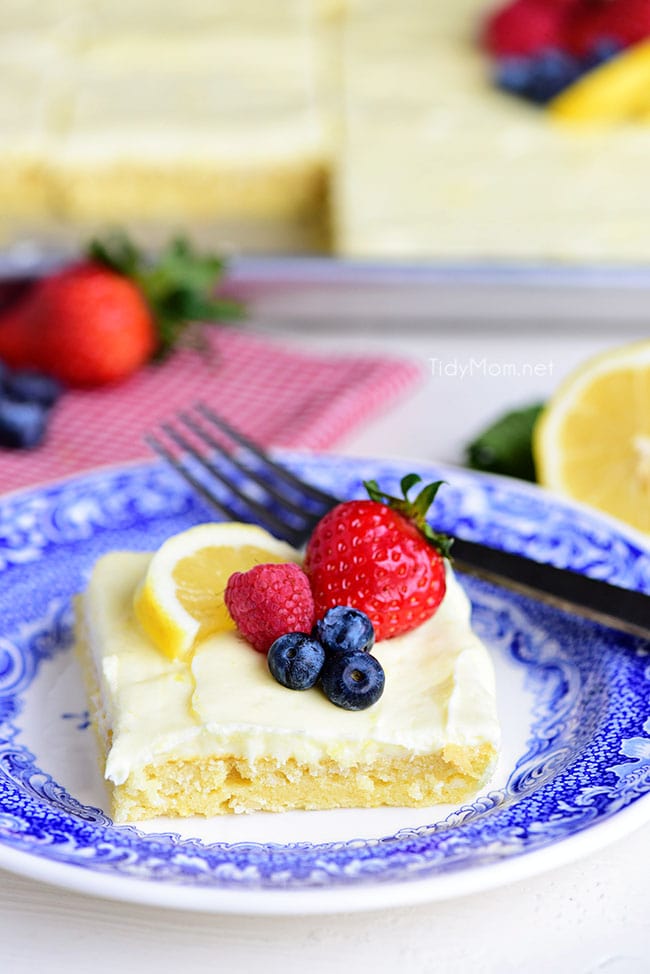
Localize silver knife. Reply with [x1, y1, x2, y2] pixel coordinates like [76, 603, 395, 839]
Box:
[453, 536, 650, 642]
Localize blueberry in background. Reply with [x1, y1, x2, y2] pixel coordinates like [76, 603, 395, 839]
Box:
[495, 48, 583, 106]
[314, 606, 375, 655]
[527, 49, 583, 104]
[5, 369, 62, 408]
[584, 38, 623, 71]
[320, 650, 385, 711]
[0, 399, 48, 449]
[0, 357, 62, 450]
[495, 56, 537, 100]
[268, 633, 326, 690]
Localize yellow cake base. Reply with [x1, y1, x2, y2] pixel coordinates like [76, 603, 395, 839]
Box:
[107, 750, 497, 822]
[74, 596, 497, 823]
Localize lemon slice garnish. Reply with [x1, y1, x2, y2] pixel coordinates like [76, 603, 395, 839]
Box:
[133, 522, 301, 659]
[533, 340, 650, 534]
[550, 39, 650, 124]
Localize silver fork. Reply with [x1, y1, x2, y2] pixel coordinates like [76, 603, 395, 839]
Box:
[145, 402, 339, 549]
[145, 402, 650, 642]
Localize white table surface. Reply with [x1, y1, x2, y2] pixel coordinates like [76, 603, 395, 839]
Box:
[1, 296, 649, 973]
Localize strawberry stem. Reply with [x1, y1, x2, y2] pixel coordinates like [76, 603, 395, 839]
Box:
[363, 475, 453, 559]
[88, 232, 244, 358]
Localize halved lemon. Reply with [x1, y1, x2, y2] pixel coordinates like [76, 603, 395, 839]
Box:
[533, 341, 650, 534]
[133, 522, 301, 660]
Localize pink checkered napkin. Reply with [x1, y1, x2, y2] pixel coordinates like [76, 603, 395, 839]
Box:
[0, 327, 422, 494]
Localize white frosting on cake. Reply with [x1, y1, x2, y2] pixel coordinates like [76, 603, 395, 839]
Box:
[81, 551, 500, 787]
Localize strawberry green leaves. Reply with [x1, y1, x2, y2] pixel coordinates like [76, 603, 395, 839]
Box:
[363, 474, 453, 559]
[88, 233, 244, 358]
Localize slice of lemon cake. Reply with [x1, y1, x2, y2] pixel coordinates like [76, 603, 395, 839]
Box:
[75, 542, 500, 822]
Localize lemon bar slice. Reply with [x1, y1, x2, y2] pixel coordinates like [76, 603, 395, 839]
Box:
[75, 552, 500, 821]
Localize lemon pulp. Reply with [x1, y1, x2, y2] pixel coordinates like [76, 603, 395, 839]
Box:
[133, 522, 301, 660]
[534, 342, 650, 534]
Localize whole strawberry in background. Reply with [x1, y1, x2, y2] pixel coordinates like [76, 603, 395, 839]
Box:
[304, 475, 452, 642]
[0, 262, 156, 387]
[0, 234, 241, 388]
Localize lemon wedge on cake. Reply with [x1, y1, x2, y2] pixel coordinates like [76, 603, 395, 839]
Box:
[133, 522, 300, 660]
[534, 341, 650, 534]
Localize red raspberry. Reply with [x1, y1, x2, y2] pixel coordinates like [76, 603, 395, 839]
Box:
[483, 0, 573, 57]
[225, 563, 315, 653]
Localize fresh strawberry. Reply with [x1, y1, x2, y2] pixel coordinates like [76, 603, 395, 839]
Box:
[225, 562, 316, 654]
[304, 476, 452, 642]
[0, 233, 242, 388]
[0, 263, 156, 387]
[564, 0, 650, 57]
[483, 0, 574, 57]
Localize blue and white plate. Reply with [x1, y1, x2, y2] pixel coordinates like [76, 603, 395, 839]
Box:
[1, 454, 649, 915]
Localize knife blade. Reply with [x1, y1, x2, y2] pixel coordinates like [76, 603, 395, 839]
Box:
[452, 536, 650, 642]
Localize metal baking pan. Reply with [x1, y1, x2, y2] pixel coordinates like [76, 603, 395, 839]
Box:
[2, 245, 650, 333]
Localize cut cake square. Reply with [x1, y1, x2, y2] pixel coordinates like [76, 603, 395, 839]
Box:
[75, 551, 499, 822]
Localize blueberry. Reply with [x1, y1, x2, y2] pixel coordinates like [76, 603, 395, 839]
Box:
[495, 56, 537, 98]
[5, 369, 62, 408]
[495, 50, 582, 106]
[268, 633, 326, 690]
[584, 38, 622, 71]
[0, 399, 48, 449]
[527, 49, 582, 104]
[314, 606, 375, 655]
[320, 651, 385, 711]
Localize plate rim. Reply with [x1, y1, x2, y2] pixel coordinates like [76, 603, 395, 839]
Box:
[1, 794, 649, 916]
[3, 450, 650, 555]
[1, 453, 649, 915]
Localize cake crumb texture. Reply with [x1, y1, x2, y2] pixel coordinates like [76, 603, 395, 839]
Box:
[110, 748, 497, 822]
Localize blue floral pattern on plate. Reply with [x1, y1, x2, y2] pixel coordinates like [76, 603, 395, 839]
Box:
[0, 455, 649, 896]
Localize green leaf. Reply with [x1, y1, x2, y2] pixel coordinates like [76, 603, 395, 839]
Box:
[412, 480, 445, 521]
[364, 473, 452, 559]
[88, 232, 140, 278]
[421, 523, 454, 560]
[466, 403, 545, 482]
[363, 479, 385, 504]
[400, 473, 422, 497]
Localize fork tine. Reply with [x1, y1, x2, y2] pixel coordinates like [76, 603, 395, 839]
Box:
[178, 410, 325, 520]
[195, 402, 339, 507]
[145, 434, 245, 525]
[159, 422, 315, 547]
